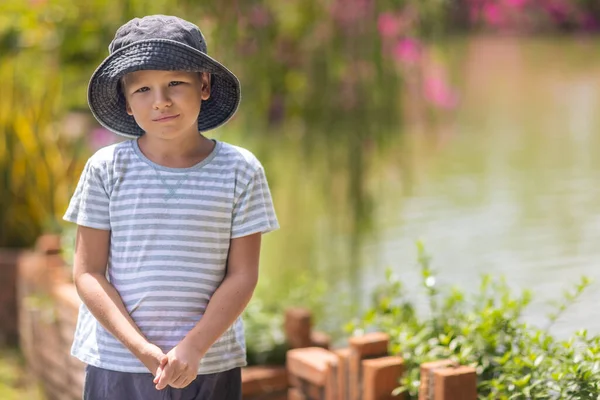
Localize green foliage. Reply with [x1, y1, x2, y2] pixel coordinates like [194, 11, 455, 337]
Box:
[346, 242, 600, 399]
[207, 1, 404, 139]
[243, 299, 289, 366]
[244, 270, 329, 366]
[0, 1, 416, 144]
[0, 0, 420, 247]
[61, 224, 77, 269]
[0, 61, 88, 248]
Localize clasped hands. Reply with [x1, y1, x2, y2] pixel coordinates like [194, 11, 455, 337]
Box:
[141, 340, 204, 390]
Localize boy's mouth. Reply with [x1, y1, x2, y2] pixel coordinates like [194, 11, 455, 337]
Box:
[153, 114, 180, 122]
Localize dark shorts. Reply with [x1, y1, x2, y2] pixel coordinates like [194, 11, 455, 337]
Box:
[83, 365, 242, 400]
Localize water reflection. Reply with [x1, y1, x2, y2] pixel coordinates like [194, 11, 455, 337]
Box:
[221, 36, 600, 338]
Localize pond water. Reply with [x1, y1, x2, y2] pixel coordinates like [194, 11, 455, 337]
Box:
[220, 36, 600, 339]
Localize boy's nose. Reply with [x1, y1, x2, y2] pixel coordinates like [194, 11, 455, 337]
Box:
[153, 90, 172, 109]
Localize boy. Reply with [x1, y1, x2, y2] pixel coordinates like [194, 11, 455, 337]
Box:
[64, 15, 279, 400]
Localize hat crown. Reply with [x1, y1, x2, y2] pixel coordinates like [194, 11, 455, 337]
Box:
[109, 15, 207, 54]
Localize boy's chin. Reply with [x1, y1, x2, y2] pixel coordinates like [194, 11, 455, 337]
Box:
[141, 126, 199, 139]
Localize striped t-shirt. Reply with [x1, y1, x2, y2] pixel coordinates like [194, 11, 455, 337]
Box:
[63, 139, 279, 374]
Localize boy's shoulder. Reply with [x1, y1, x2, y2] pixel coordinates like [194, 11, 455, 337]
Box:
[85, 140, 264, 174]
[217, 141, 264, 173]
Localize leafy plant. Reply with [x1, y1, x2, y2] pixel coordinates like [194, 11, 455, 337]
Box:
[0, 60, 88, 248]
[243, 299, 289, 366]
[346, 242, 600, 399]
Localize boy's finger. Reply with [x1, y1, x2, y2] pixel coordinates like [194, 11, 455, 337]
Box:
[154, 365, 163, 384]
[171, 374, 188, 389]
[154, 357, 168, 383]
[155, 367, 171, 390]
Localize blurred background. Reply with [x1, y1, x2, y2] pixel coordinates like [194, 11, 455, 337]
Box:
[2, 0, 600, 396]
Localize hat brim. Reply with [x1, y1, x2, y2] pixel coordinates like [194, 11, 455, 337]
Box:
[88, 39, 241, 138]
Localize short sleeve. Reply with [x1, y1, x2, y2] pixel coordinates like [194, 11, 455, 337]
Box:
[63, 158, 111, 230]
[231, 166, 279, 239]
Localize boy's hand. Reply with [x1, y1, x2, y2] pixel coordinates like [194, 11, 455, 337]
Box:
[154, 339, 204, 390]
[138, 343, 168, 377]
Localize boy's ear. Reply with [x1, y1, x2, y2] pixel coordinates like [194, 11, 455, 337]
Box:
[201, 72, 211, 100]
[125, 100, 133, 115]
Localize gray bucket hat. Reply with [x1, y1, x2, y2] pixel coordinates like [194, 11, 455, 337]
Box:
[88, 15, 241, 138]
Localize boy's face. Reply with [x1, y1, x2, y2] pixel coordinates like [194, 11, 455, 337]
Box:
[122, 70, 210, 139]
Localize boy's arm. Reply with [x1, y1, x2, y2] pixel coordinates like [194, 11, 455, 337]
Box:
[73, 225, 167, 375]
[154, 232, 261, 389]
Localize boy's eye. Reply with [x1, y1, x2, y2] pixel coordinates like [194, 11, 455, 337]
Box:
[169, 81, 184, 87]
[134, 87, 149, 93]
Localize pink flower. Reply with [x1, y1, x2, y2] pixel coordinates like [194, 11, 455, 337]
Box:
[423, 75, 459, 110]
[577, 12, 600, 32]
[393, 38, 421, 65]
[248, 5, 270, 28]
[504, 0, 527, 8]
[581, 14, 600, 31]
[542, 0, 571, 23]
[89, 127, 118, 150]
[330, 0, 372, 27]
[469, 5, 481, 23]
[377, 13, 400, 38]
[483, 3, 504, 26]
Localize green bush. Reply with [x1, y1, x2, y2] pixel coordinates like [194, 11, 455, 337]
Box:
[345, 242, 600, 399]
[243, 299, 289, 366]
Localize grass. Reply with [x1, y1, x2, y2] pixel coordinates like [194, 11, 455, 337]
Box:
[0, 347, 44, 400]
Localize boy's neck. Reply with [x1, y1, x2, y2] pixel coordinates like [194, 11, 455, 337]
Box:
[137, 132, 215, 168]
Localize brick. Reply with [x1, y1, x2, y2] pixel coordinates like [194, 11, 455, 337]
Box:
[35, 234, 62, 255]
[286, 347, 338, 400]
[53, 283, 81, 311]
[334, 348, 351, 399]
[53, 283, 81, 336]
[66, 381, 83, 400]
[17, 252, 44, 292]
[18, 305, 34, 365]
[289, 371, 301, 389]
[0, 249, 20, 346]
[33, 235, 66, 283]
[362, 356, 404, 400]
[18, 252, 63, 293]
[419, 360, 456, 400]
[244, 394, 287, 400]
[287, 347, 338, 386]
[433, 366, 477, 400]
[69, 360, 86, 391]
[296, 382, 324, 400]
[37, 344, 71, 391]
[348, 332, 390, 356]
[349, 333, 390, 400]
[242, 366, 287, 397]
[288, 387, 307, 400]
[285, 308, 313, 349]
[310, 331, 331, 349]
